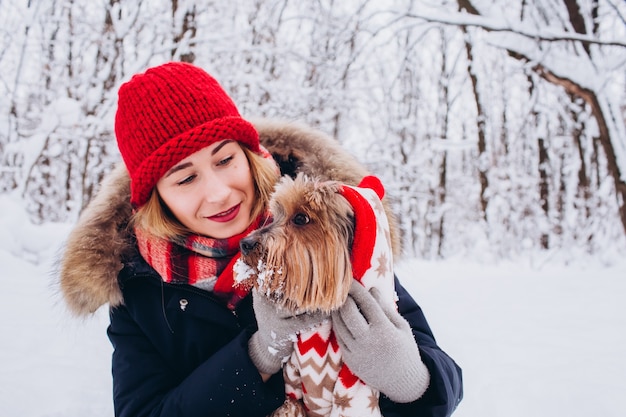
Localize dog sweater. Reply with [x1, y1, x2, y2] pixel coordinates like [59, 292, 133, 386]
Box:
[282, 176, 396, 417]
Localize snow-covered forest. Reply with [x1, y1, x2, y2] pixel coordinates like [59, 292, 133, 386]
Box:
[1, 0, 625, 261]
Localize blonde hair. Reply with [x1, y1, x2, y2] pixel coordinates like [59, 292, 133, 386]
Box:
[132, 145, 279, 240]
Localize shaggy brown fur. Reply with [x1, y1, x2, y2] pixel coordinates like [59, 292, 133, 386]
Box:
[58, 119, 401, 316]
[237, 174, 355, 313]
[254, 119, 400, 257]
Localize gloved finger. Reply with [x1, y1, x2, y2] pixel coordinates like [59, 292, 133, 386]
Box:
[347, 281, 387, 326]
[252, 288, 273, 310]
[252, 290, 274, 319]
[369, 287, 409, 330]
[368, 286, 384, 303]
[253, 289, 293, 321]
[347, 279, 369, 298]
[292, 310, 327, 330]
[342, 288, 373, 332]
[330, 295, 366, 350]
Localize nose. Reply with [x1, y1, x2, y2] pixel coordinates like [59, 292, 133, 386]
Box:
[240, 236, 260, 255]
[200, 175, 231, 204]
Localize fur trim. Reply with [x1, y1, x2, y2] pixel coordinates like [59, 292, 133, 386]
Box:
[59, 163, 132, 315]
[57, 119, 401, 316]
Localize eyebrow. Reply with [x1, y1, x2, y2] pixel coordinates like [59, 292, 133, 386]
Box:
[163, 162, 192, 178]
[211, 139, 234, 155]
[163, 140, 236, 178]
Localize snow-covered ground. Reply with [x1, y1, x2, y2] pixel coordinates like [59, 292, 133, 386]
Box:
[1, 196, 625, 417]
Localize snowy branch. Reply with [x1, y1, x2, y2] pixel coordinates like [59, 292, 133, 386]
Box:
[404, 10, 626, 48]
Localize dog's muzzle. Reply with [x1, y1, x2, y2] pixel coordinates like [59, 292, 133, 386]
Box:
[240, 236, 260, 256]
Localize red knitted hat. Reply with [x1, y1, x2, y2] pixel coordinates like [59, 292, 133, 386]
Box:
[115, 62, 261, 207]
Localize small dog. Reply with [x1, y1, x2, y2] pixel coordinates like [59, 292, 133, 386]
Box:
[235, 173, 396, 417]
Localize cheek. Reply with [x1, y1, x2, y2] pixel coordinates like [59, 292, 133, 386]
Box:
[155, 181, 174, 206]
[245, 170, 255, 195]
[165, 194, 188, 215]
[233, 163, 255, 194]
[157, 187, 197, 219]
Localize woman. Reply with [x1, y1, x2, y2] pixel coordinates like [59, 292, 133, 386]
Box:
[59, 62, 462, 417]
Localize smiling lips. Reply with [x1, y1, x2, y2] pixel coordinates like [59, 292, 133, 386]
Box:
[207, 204, 241, 223]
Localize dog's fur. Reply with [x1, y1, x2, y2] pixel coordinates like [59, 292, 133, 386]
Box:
[237, 174, 355, 314]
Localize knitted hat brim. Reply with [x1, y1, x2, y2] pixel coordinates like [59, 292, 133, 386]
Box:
[130, 115, 260, 207]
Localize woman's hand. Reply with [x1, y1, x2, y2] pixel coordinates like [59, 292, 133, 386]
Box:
[331, 281, 431, 402]
[249, 290, 327, 375]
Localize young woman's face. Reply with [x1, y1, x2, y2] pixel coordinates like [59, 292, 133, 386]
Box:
[156, 140, 256, 239]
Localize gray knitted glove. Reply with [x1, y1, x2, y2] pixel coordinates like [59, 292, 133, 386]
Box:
[249, 290, 327, 375]
[331, 281, 431, 403]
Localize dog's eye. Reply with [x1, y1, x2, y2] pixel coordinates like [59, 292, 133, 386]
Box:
[292, 213, 310, 226]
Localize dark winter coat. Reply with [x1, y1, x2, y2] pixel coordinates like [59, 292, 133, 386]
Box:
[58, 119, 463, 417]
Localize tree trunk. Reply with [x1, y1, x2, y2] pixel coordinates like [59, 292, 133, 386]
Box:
[538, 137, 550, 249]
[459, 19, 489, 220]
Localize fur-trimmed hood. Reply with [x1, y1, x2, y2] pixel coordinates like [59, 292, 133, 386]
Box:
[58, 119, 401, 316]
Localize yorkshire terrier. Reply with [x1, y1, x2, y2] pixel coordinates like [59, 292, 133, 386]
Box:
[235, 173, 396, 417]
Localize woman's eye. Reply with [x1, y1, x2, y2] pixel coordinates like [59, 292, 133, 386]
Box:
[292, 213, 310, 226]
[217, 155, 233, 166]
[176, 175, 196, 185]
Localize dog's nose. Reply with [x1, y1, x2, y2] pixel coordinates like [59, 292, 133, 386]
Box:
[240, 237, 259, 255]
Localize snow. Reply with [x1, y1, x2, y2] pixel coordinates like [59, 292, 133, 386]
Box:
[1, 203, 625, 417]
[396, 258, 626, 417]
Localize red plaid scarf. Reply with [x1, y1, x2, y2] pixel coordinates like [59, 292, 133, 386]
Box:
[135, 214, 268, 309]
